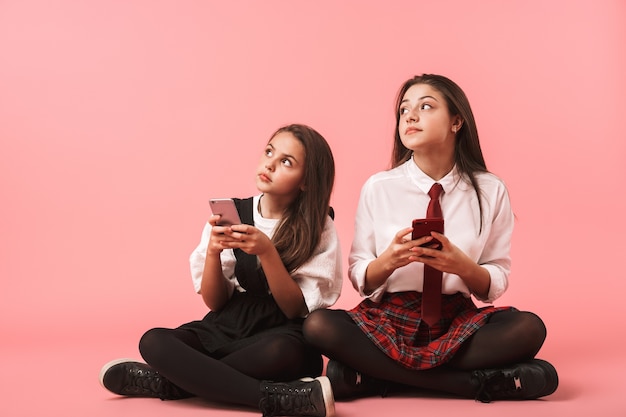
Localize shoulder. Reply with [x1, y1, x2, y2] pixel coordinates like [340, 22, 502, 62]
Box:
[473, 171, 507, 188]
[453, 170, 511, 209]
[470, 171, 512, 213]
[361, 163, 408, 190]
[304, 215, 340, 258]
[320, 215, 340, 244]
[321, 214, 339, 238]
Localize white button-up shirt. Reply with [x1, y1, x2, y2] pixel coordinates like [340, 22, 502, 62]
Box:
[348, 160, 513, 304]
[190, 195, 343, 315]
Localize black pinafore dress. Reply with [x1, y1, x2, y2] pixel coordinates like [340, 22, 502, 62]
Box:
[178, 197, 312, 361]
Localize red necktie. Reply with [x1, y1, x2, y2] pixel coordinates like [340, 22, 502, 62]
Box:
[422, 183, 444, 327]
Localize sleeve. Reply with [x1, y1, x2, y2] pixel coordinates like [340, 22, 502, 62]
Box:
[347, 178, 389, 301]
[189, 222, 236, 295]
[291, 216, 343, 313]
[475, 181, 514, 303]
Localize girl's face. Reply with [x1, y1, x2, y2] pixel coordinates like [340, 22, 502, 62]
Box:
[398, 83, 459, 153]
[256, 131, 306, 199]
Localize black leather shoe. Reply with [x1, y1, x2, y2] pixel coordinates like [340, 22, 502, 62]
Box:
[259, 376, 334, 417]
[472, 359, 558, 402]
[99, 359, 191, 400]
[325, 360, 387, 400]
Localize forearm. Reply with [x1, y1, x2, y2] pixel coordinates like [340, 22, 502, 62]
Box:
[458, 262, 491, 300]
[200, 250, 231, 311]
[362, 252, 395, 295]
[258, 248, 308, 319]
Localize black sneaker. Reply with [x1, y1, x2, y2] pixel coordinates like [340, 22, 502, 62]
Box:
[99, 359, 190, 400]
[472, 359, 558, 403]
[259, 376, 334, 417]
[325, 360, 386, 400]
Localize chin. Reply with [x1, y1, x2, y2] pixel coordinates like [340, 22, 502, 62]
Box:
[255, 182, 270, 194]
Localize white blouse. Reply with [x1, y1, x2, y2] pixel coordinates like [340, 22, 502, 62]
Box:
[348, 159, 514, 304]
[190, 195, 343, 315]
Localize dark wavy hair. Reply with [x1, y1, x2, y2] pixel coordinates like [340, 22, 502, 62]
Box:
[269, 124, 335, 272]
[391, 74, 488, 230]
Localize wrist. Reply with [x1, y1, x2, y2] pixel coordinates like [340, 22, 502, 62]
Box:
[206, 247, 223, 257]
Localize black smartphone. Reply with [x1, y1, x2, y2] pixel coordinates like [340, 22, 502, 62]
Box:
[209, 198, 242, 226]
[411, 218, 444, 249]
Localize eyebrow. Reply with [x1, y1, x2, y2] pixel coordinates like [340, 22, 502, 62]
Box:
[401, 95, 439, 104]
[267, 143, 299, 163]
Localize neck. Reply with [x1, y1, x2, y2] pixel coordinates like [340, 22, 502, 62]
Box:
[258, 194, 290, 219]
[411, 153, 454, 181]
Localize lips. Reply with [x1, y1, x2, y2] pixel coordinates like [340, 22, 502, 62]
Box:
[258, 173, 271, 182]
[405, 127, 421, 135]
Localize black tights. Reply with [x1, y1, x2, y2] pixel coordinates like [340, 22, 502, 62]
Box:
[138, 328, 321, 407]
[303, 309, 546, 398]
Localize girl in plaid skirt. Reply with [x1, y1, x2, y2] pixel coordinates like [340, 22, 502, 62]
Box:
[303, 74, 558, 403]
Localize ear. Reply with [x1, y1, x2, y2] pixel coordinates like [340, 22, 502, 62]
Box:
[452, 116, 463, 133]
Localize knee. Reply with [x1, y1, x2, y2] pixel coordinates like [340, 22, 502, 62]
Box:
[302, 310, 329, 346]
[138, 327, 169, 365]
[519, 311, 547, 353]
[264, 335, 304, 363]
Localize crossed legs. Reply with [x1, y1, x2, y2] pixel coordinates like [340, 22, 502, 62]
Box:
[139, 327, 322, 407]
[302, 309, 546, 398]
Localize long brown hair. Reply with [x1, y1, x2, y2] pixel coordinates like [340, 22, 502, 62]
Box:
[391, 74, 488, 230]
[269, 124, 335, 272]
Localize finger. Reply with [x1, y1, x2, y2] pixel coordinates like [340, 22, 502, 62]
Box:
[228, 231, 248, 241]
[212, 225, 232, 235]
[219, 235, 241, 243]
[431, 231, 449, 245]
[420, 258, 443, 271]
[230, 224, 250, 234]
[408, 253, 436, 264]
[407, 237, 434, 253]
[414, 235, 434, 246]
[396, 227, 415, 243]
[411, 245, 439, 258]
[208, 215, 222, 227]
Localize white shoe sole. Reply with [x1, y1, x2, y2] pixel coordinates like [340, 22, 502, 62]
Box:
[317, 376, 335, 417]
[301, 376, 335, 417]
[98, 358, 142, 390]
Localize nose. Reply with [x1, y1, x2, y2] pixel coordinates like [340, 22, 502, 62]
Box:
[407, 108, 418, 122]
[265, 159, 275, 171]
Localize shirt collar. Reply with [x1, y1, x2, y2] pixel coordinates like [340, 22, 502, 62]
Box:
[405, 158, 460, 195]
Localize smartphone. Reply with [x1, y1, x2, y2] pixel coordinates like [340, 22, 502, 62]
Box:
[411, 218, 444, 250]
[209, 198, 242, 226]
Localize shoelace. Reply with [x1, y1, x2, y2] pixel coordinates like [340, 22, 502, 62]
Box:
[259, 386, 317, 417]
[124, 367, 183, 400]
[473, 370, 522, 403]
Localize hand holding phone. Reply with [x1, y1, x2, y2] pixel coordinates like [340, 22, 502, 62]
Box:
[411, 218, 444, 250]
[209, 198, 242, 226]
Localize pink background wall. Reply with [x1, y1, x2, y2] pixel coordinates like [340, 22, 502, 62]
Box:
[1, 1, 625, 416]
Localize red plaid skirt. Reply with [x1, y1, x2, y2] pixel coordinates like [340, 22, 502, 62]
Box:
[347, 291, 514, 370]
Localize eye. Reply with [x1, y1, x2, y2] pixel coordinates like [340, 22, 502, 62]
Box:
[420, 103, 433, 110]
[265, 148, 273, 157]
[281, 158, 292, 167]
[399, 107, 410, 115]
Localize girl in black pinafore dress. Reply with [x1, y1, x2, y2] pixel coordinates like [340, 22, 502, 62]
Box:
[99, 124, 342, 417]
[179, 196, 326, 366]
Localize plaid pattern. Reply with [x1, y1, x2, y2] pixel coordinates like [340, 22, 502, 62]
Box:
[347, 291, 514, 370]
